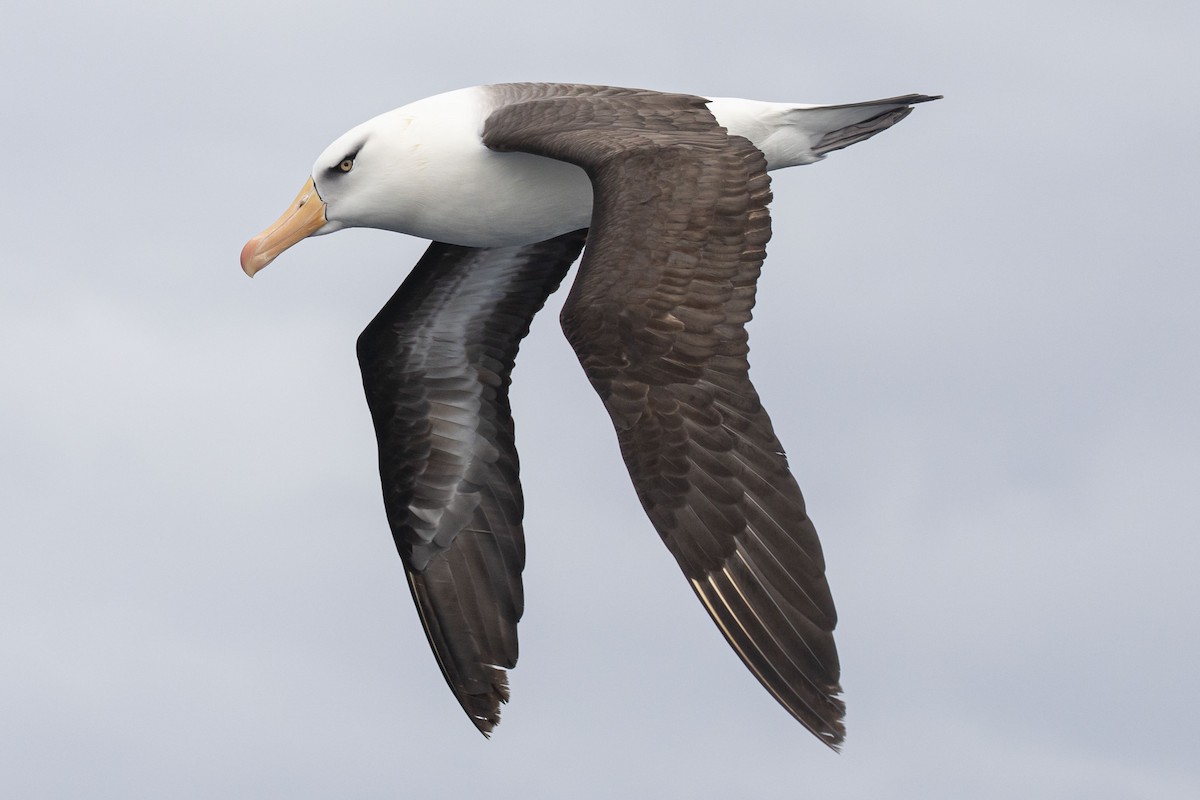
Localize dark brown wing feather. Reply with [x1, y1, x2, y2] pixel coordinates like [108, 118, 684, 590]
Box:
[356, 231, 587, 735]
[484, 85, 845, 747]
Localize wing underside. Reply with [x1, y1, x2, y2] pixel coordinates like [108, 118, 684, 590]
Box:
[357, 230, 587, 734]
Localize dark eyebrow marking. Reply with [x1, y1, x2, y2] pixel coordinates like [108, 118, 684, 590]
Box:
[328, 143, 364, 174]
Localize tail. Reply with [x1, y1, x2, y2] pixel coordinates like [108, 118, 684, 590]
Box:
[801, 94, 942, 156]
[755, 94, 941, 168]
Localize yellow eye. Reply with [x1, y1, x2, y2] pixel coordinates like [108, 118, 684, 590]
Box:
[339, 158, 354, 173]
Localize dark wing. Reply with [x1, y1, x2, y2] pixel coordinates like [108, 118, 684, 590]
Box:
[356, 230, 587, 735]
[484, 85, 845, 748]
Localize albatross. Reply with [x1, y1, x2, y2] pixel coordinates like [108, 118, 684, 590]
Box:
[241, 82, 939, 748]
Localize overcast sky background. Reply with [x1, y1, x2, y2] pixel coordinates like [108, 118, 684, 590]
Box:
[3, 2, 1197, 797]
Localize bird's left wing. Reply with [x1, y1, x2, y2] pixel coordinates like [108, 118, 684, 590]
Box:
[356, 231, 587, 735]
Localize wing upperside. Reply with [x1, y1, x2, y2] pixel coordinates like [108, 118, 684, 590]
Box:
[484, 87, 845, 744]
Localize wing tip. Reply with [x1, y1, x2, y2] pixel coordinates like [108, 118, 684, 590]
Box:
[406, 570, 517, 738]
[802, 689, 846, 752]
[462, 668, 512, 738]
[690, 573, 847, 748]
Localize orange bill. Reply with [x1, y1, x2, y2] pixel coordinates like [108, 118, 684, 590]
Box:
[240, 178, 327, 276]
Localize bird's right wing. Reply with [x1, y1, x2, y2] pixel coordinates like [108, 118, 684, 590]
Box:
[484, 85, 845, 747]
[356, 230, 587, 735]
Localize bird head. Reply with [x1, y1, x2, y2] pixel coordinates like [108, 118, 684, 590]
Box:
[240, 111, 419, 277]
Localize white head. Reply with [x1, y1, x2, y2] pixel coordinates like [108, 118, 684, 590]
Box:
[240, 109, 423, 276]
[240, 85, 589, 269]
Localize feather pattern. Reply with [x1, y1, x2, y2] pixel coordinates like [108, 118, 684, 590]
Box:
[483, 85, 845, 746]
[356, 230, 587, 734]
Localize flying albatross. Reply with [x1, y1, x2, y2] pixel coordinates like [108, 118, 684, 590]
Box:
[241, 82, 939, 749]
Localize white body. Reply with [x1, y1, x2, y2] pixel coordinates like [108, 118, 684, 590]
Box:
[311, 86, 899, 248]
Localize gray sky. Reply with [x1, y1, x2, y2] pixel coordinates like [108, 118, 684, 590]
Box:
[3, 1, 1198, 797]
